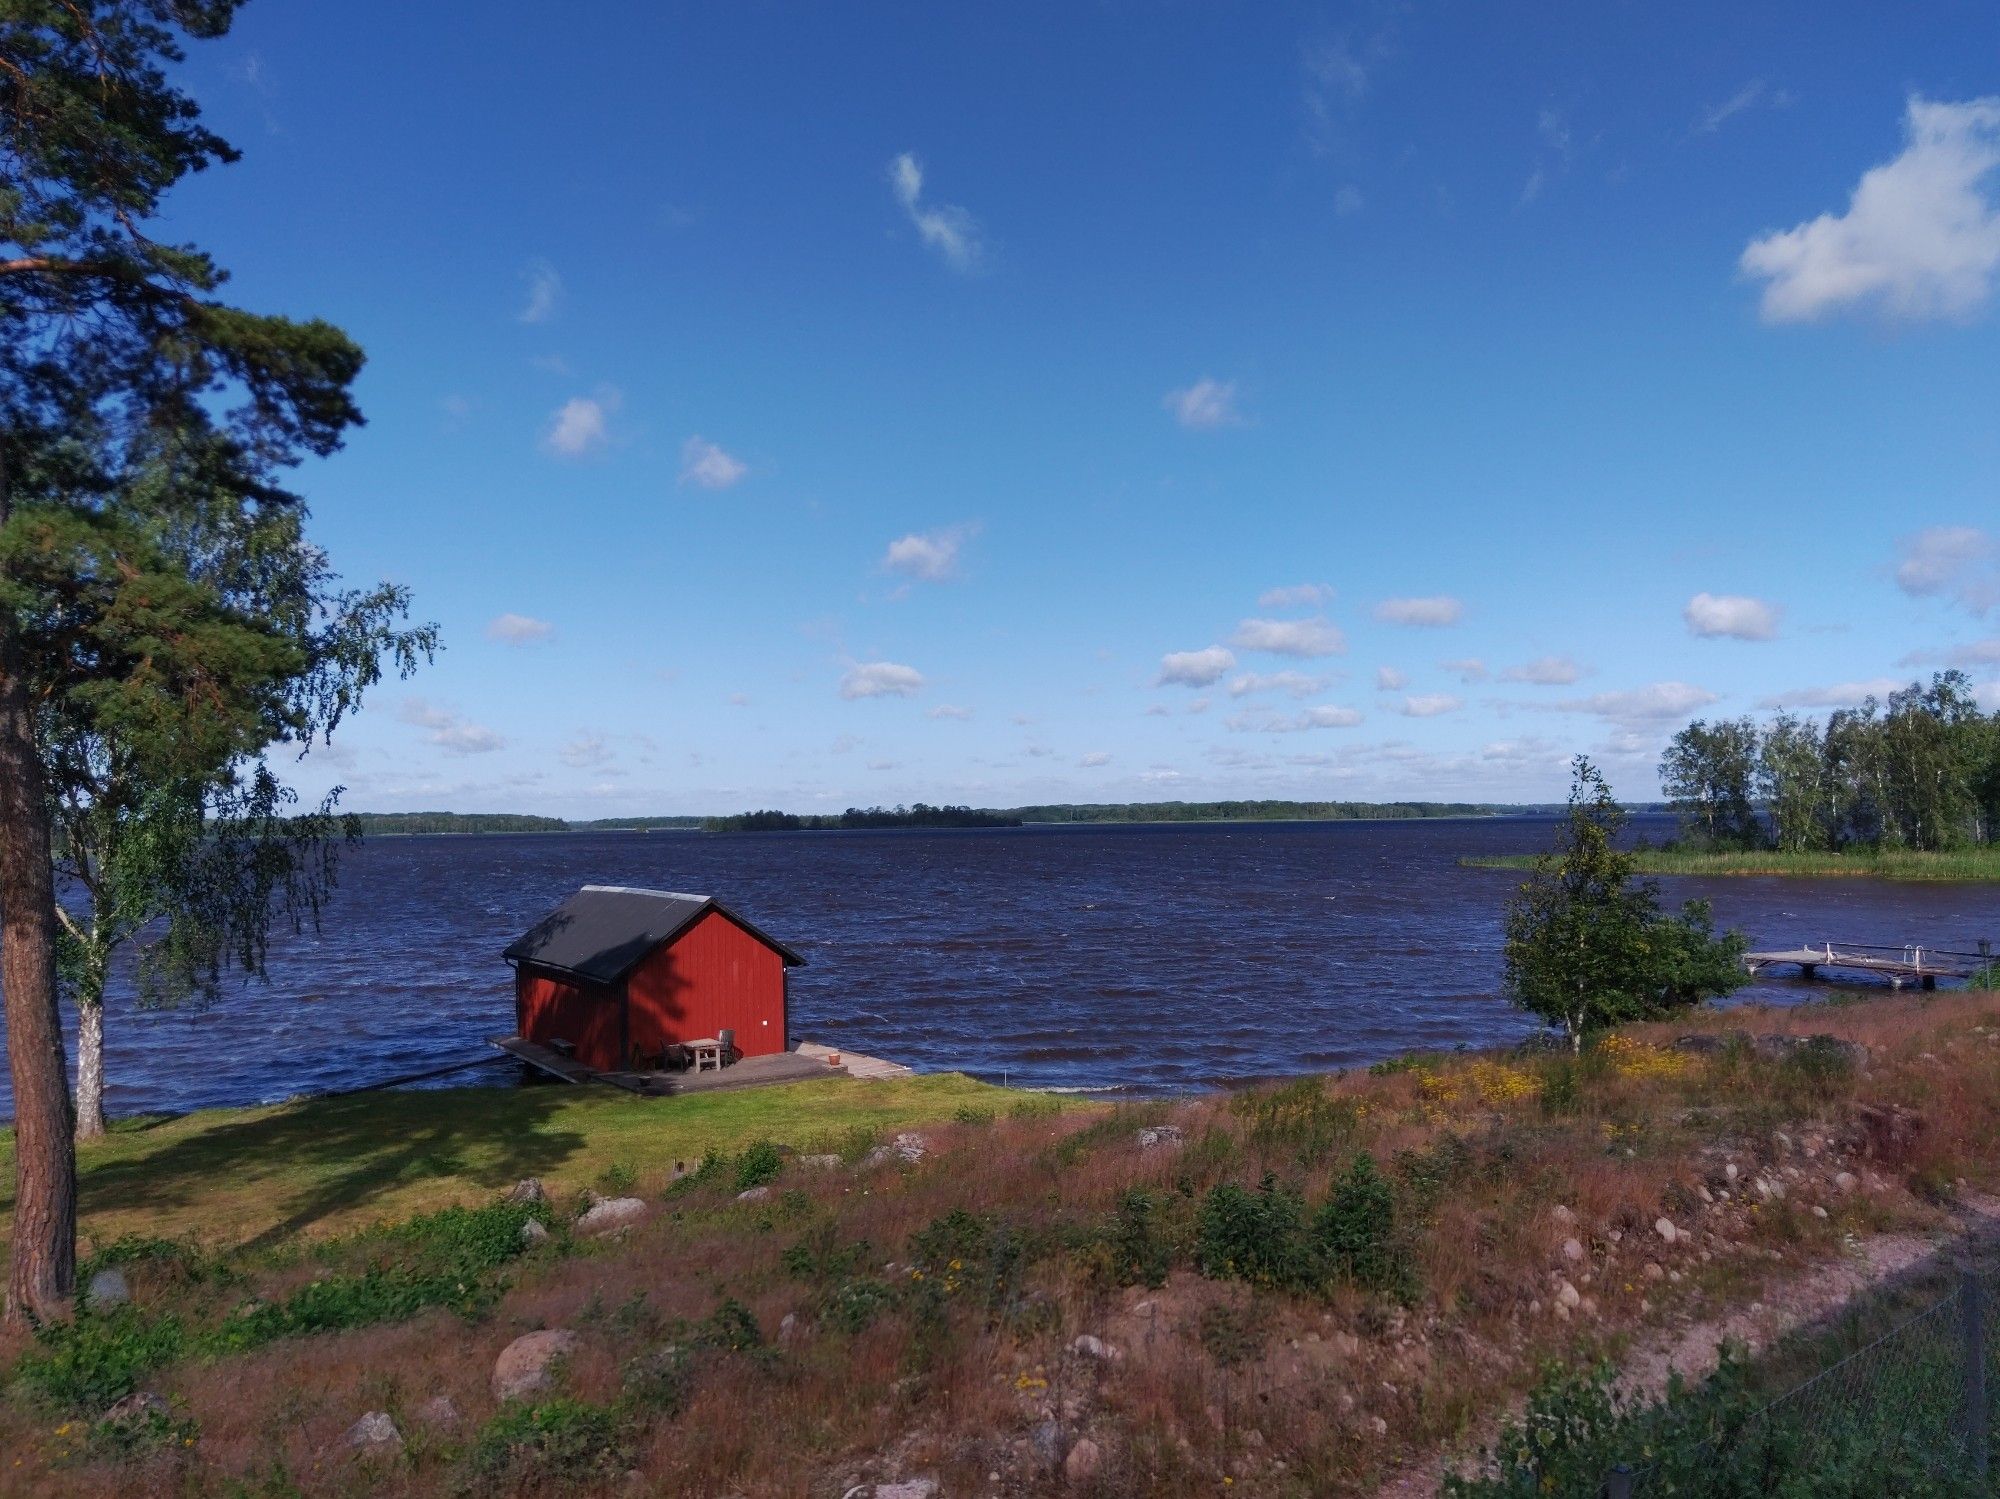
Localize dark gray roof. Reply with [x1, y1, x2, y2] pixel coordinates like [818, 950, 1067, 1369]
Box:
[502, 884, 805, 984]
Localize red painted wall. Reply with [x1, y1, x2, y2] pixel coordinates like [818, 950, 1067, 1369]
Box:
[516, 968, 625, 1072]
[624, 909, 787, 1060]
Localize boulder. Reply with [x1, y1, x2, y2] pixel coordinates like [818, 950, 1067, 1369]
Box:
[520, 1218, 550, 1247]
[1654, 1217, 1678, 1245]
[87, 1268, 131, 1307]
[102, 1391, 169, 1425]
[1753, 1033, 1868, 1071]
[1070, 1333, 1120, 1362]
[505, 1178, 547, 1205]
[343, 1411, 402, 1451]
[1064, 1437, 1103, 1484]
[797, 1154, 844, 1170]
[862, 1133, 927, 1168]
[1136, 1125, 1185, 1150]
[737, 1186, 772, 1203]
[416, 1395, 460, 1428]
[493, 1328, 579, 1402]
[575, 1197, 648, 1236]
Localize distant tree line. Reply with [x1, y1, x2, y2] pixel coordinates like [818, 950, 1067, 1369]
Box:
[1010, 799, 1505, 824]
[1661, 671, 2000, 853]
[351, 812, 568, 836]
[704, 804, 1023, 832]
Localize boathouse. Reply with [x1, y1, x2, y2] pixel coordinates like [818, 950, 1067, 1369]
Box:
[503, 885, 805, 1074]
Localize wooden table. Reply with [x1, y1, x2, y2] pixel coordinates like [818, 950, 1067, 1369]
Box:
[685, 1038, 724, 1074]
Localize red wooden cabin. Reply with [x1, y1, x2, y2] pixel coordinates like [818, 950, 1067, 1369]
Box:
[503, 885, 805, 1073]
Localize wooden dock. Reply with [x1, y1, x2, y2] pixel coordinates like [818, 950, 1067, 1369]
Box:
[1743, 942, 1987, 990]
[488, 1036, 911, 1096]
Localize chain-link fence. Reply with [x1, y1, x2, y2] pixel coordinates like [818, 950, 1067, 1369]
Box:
[1601, 1270, 1991, 1497]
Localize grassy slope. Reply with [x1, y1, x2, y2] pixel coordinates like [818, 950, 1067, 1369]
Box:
[1463, 845, 2000, 882]
[0, 1071, 1032, 1253]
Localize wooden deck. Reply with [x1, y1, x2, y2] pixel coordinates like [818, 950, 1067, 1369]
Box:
[488, 1035, 911, 1096]
[1743, 942, 1985, 990]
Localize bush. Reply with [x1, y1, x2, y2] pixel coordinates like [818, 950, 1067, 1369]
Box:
[824, 1277, 896, 1334]
[1780, 1037, 1857, 1103]
[1314, 1153, 1415, 1299]
[472, 1398, 629, 1483]
[16, 1306, 189, 1411]
[621, 1345, 695, 1415]
[733, 1140, 785, 1193]
[1196, 1175, 1312, 1289]
[694, 1297, 763, 1352]
[1105, 1189, 1174, 1289]
[1232, 1076, 1362, 1165]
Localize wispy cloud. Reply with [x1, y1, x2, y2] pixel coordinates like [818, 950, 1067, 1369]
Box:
[1899, 638, 2000, 668]
[1550, 681, 1720, 724]
[1227, 670, 1329, 699]
[398, 697, 505, 755]
[1684, 592, 1782, 640]
[519, 259, 561, 324]
[1499, 655, 1584, 685]
[1439, 658, 1487, 685]
[544, 394, 613, 458]
[1079, 751, 1112, 768]
[1375, 665, 1407, 691]
[889, 152, 984, 272]
[1695, 80, 1790, 136]
[1259, 582, 1334, 610]
[1156, 646, 1237, 688]
[882, 525, 974, 582]
[1757, 678, 1905, 709]
[1374, 596, 1464, 628]
[486, 612, 553, 645]
[559, 732, 614, 770]
[926, 704, 975, 721]
[1398, 693, 1463, 717]
[1895, 526, 1999, 615]
[1229, 616, 1346, 658]
[679, 435, 748, 490]
[839, 661, 926, 700]
[1228, 703, 1365, 733]
[1741, 96, 2000, 323]
[1164, 377, 1244, 430]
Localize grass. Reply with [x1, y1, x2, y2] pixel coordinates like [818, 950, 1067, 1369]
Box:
[0, 1070, 1040, 1254]
[9, 995, 2000, 1495]
[1462, 845, 2000, 882]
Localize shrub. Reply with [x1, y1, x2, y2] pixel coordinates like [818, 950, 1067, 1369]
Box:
[16, 1306, 189, 1411]
[694, 1297, 762, 1352]
[1315, 1153, 1415, 1299]
[1779, 1036, 1857, 1103]
[621, 1345, 694, 1415]
[733, 1140, 785, 1193]
[1105, 1189, 1173, 1289]
[781, 1225, 873, 1284]
[472, 1398, 629, 1484]
[1540, 1057, 1584, 1117]
[1196, 1175, 1312, 1289]
[597, 1161, 637, 1194]
[824, 1277, 896, 1334]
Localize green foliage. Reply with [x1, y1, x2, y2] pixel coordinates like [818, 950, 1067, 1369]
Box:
[1778, 1036, 1859, 1103]
[824, 1278, 897, 1334]
[1196, 1174, 1312, 1289]
[1232, 1076, 1363, 1165]
[1662, 718, 1762, 850]
[1504, 758, 1747, 1047]
[1196, 1301, 1271, 1369]
[732, 1140, 784, 1193]
[472, 1399, 630, 1485]
[1314, 1154, 1416, 1299]
[79, 1402, 201, 1462]
[1104, 1189, 1174, 1289]
[1539, 1057, 1584, 1117]
[694, 1298, 763, 1353]
[620, 1344, 695, 1415]
[665, 1149, 728, 1197]
[1367, 1053, 1436, 1077]
[596, 1161, 637, 1194]
[15, 1305, 189, 1411]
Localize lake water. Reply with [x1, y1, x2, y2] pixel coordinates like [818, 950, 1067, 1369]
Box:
[2, 816, 1994, 1118]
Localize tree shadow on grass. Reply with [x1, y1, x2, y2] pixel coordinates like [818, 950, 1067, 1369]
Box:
[64, 1083, 594, 1252]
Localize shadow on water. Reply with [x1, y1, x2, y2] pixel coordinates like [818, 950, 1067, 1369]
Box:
[32, 1085, 592, 1250]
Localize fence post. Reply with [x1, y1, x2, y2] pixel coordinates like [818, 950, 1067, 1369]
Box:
[1963, 1266, 1989, 1480]
[1603, 1462, 1633, 1499]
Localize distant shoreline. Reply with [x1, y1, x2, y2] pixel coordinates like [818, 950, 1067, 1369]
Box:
[1462, 846, 2000, 884]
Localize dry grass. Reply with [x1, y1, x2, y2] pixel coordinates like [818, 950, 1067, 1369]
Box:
[8, 991, 2000, 1496]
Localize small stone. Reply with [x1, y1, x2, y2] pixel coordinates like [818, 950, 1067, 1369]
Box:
[575, 1197, 648, 1236]
[103, 1391, 169, 1424]
[1561, 1238, 1585, 1263]
[875, 1482, 939, 1499]
[343, 1411, 402, 1451]
[797, 1154, 843, 1169]
[737, 1185, 771, 1202]
[1064, 1438, 1103, 1483]
[1654, 1217, 1678, 1245]
[1071, 1334, 1120, 1361]
[1369, 1416, 1390, 1437]
[1811, 1205, 1829, 1219]
[1556, 1280, 1581, 1308]
[1137, 1125, 1185, 1150]
[505, 1178, 547, 1205]
[778, 1313, 800, 1344]
[493, 1328, 579, 1401]
[1835, 1172, 1859, 1193]
[890, 1132, 927, 1162]
[1552, 1205, 1575, 1224]
[416, 1395, 460, 1427]
[1724, 1163, 1739, 1182]
[520, 1218, 550, 1247]
[1643, 1263, 1665, 1282]
[87, 1268, 131, 1307]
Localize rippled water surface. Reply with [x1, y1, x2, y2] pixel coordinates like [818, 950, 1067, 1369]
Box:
[3, 816, 1994, 1117]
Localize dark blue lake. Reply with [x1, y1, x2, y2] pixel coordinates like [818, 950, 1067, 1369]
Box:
[3, 816, 1994, 1118]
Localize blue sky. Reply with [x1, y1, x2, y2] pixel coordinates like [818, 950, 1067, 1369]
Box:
[172, 3, 2000, 815]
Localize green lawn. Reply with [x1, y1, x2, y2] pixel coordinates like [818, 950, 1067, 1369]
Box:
[0, 1071, 1055, 1255]
[1462, 846, 2000, 883]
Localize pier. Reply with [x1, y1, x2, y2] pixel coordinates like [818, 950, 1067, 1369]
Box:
[1742, 942, 1989, 990]
[489, 1035, 912, 1095]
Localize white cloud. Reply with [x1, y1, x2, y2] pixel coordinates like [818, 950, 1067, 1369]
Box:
[1757, 678, 1905, 709]
[398, 697, 505, 755]
[1227, 703, 1365, 733]
[1229, 616, 1346, 658]
[1164, 377, 1243, 430]
[1079, 752, 1112, 768]
[926, 704, 974, 721]
[559, 732, 614, 770]
[1895, 526, 1999, 614]
[882, 526, 971, 582]
[1684, 592, 1782, 640]
[1556, 681, 1720, 723]
[544, 395, 611, 457]
[679, 435, 748, 490]
[1499, 654, 1584, 685]
[1227, 670, 1328, 699]
[889, 152, 984, 272]
[1156, 646, 1236, 688]
[1297, 704, 1365, 729]
[1901, 637, 2000, 668]
[839, 661, 926, 700]
[1258, 582, 1334, 610]
[1399, 693, 1463, 718]
[1374, 596, 1464, 628]
[486, 612, 552, 645]
[1375, 665, 1407, 691]
[1741, 96, 2000, 323]
[1439, 657, 1487, 684]
[519, 259, 561, 323]
[1696, 80, 1787, 136]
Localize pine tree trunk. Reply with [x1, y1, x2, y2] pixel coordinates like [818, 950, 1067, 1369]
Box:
[74, 995, 107, 1143]
[0, 449, 78, 1322]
